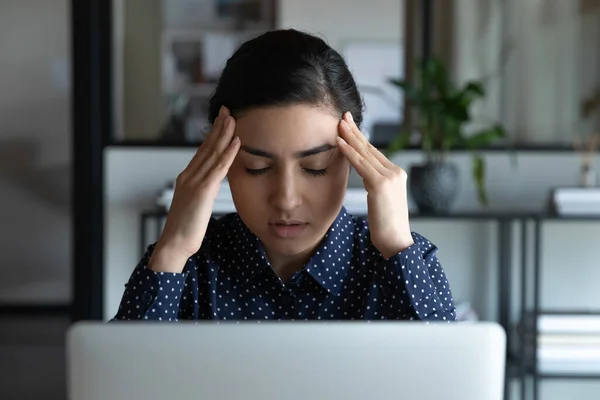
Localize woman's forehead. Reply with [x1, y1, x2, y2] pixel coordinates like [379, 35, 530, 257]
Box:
[234, 104, 340, 151]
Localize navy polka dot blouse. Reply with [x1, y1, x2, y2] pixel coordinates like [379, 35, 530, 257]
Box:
[114, 207, 456, 322]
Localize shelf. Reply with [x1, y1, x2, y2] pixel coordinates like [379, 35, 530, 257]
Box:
[513, 313, 600, 382]
[162, 21, 273, 38]
[141, 208, 600, 221]
[537, 373, 600, 380]
[539, 216, 600, 222]
[536, 310, 600, 316]
[507, 350, 600, 381]
[104, 138, 582, 152]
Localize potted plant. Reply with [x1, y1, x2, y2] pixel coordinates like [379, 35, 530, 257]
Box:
[388, 57, 507, 214]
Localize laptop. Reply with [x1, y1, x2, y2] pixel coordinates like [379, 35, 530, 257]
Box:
[66, 321, 506, 400]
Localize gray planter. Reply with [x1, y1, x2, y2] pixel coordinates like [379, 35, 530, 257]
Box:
[409, 162, 459, 214]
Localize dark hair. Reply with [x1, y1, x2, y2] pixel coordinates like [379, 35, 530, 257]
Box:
[208, 29, 363, 128]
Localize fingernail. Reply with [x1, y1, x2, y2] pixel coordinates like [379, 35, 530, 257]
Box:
[219, 106, 225, 116]
[347, 112, 354, 122]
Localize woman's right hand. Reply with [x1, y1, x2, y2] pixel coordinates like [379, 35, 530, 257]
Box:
[148, 106, 240, 273]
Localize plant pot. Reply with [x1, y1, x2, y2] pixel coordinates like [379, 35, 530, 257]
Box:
[409, 162, 459, 214]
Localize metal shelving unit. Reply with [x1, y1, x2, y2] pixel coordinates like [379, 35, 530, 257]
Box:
[515, 217, 600, 400]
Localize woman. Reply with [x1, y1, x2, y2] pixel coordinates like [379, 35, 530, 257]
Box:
[114, 29, 456, 322]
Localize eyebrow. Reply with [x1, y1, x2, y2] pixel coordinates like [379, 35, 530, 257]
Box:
[240, 144, 335, 159]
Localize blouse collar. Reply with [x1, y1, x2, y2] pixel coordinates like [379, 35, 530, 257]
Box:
[222, 207, 355, 295]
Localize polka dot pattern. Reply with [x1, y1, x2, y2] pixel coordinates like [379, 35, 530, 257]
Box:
[114, 207, 456, 322]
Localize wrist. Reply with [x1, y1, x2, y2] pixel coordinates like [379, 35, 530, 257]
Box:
[378, 234, 415, 259]
[148, 244, 190, 273]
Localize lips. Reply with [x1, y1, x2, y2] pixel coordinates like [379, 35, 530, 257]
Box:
[270, 219, 306, 225]
[269, 219, 309, 238]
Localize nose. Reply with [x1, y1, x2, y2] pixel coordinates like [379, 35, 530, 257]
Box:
[269, 169, 302, 212]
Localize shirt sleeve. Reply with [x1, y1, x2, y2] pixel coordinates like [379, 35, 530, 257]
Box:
[111, 243, 197, 321]
[379, 232, 457, 322]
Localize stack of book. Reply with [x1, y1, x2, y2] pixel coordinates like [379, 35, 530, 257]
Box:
[550, 187, 600, 216]
[535, 314, 600, 375]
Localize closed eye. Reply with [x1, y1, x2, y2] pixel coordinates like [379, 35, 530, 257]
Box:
[245, 167, 270, 176]
[245, 167, 328, 177]
[303, 168, 328, 177]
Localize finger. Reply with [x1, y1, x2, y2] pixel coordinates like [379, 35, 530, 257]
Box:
[212, 115, 236, 156]
[197, 106, 230, 159]
[371, 147, 397, 169]
[203, 106, 230, 149]
[343, 112, 370, 147]
[195, 115, 236, 180]
[336, 136, 381, 184]
[338, 119, 389, 176]
[206, 136, 241, 183]
[185, 106, 228, 173]
[343, 112, 397, 170]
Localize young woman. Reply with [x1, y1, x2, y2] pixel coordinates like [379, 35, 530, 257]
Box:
[114, 29, 456, 322]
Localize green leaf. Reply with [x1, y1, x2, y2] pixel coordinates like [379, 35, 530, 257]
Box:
[464, 125, 506, 149]
[424, 57, 451, 95]
[472, 155, 488, 206]
[462, 81, 485, 97]
[388, 78, 411, 90]
[388, 56, 511, 176]
[439, 116, 463, 150]
[443, 96, 471, 121]
[388, 78, 425, 105]
[448, 81, 486, 114]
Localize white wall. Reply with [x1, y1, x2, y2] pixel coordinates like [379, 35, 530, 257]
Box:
[452, 0, 600, 145]
[0, 0, 71, 303]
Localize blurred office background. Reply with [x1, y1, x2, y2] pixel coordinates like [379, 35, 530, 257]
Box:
[1, 0, 600, 399]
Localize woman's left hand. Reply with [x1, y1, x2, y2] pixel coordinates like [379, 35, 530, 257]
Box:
[337, 112, 414, 259]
